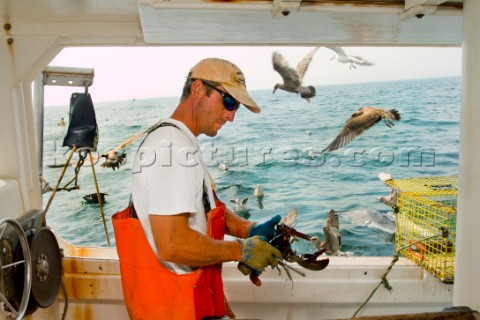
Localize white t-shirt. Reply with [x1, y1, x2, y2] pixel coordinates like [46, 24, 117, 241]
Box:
[131, 118, 215, 274]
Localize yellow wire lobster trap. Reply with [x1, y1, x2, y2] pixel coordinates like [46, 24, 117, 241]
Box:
[384, 175, 457, 283]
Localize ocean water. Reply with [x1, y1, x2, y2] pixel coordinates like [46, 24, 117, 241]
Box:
[42, 76, 460, 256]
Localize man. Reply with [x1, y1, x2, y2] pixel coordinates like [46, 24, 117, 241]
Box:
[113, 58, 282, 319]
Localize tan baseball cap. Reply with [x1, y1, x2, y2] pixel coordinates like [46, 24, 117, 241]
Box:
[189, 58, 261, 113]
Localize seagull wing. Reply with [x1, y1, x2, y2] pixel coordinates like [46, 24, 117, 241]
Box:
[350, 55, 375, 66]
[296, 46, 320, 81]
[321, 107, 387, 153]
[321, 225, 337, 254]
[115, 121, 161, 153]
[326, 46, 347, 59]
[100, 121, 167, 170]
[241, 197, 248, 206]
[272, 51, 301, 88]
[378, 172, 392, 181]
[328, 225, 342, 249]
[281, 208, 298, 227]
[327, 210, 340, 230]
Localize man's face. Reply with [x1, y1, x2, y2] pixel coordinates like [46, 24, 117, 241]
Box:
[200, 83, 238, 137]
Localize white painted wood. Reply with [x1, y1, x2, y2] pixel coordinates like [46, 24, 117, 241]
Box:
[0, 1, 475, 319]
[137, 3, 462, 45]
[454, 0, 480, 311]
[0, 179, 25, 218]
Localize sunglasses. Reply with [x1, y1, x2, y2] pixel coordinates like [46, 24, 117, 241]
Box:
[202, 81, 240, 112]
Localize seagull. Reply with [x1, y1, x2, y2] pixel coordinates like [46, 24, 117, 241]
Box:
[306, 147, 316, 158]
[326, 46, 374, 70]
[272, 47, 320, 103]
[101, 121, 162, 170]
[377, 189, 398, 209]
[230, 197, 248, 213]
[219, 161, 228, 171]
[310, 210, 345, 256]
[377, 172, 398, 211]
[321, 107, 401, 153]
[253, 184, 264, 198]
[340, 209, 396, 234]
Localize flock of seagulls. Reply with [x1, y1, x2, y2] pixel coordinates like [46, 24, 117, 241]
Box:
[229, 184, 265, 214]
[223, 48, 400, 257]
[271, 46, 401, 153]
[228, 184, 345, 257]
[225, 179, 397, 257]
[272, 46, 374, 103]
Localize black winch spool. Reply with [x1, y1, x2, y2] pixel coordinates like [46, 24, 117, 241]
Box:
[13, 227, 62, 312]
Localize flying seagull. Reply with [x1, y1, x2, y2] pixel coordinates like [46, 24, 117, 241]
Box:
[321, 107, 401, 153]
[272, 47, 320, 103]
[100, 121, 161, 170]
[326, 46, 374, 70]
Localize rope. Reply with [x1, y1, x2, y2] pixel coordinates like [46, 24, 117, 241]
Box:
[60, 279, 68, 320]
[351, 234, 442, 318]
[41, 146, 111, 247]
[41, 150, 88, 195]
[39, 175, 53, 194]
[41, 146, 77, 225]
[88, 150, 111, 246]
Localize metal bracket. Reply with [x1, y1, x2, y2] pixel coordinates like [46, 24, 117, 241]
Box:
[399, 0, 447, 21]
[43, 66, 94, 89]
[271, 0, 302, 18]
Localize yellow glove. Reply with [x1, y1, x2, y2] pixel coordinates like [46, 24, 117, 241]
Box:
[237, 263, 262, 286]
[238, 236, 282, 274]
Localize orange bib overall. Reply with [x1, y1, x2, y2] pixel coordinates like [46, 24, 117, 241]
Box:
[112, 200, 227, 320]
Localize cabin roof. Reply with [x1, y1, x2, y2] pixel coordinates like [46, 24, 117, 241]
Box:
[1, 1, 464, 46]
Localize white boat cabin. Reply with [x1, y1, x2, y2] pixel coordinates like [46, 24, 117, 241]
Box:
[1, 1, 480, 319]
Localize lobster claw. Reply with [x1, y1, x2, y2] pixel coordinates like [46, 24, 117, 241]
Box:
[295, 249, 330, 271]
[270, 222, 330, 273]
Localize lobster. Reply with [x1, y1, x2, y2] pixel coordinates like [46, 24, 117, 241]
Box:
[248, 219, 330, 286]
[271, 223, 330, 270]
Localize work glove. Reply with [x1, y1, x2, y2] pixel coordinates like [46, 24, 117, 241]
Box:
[237, 263, 263, 286]
[238, 236, 282, 274]
[248, 215, 281, 241]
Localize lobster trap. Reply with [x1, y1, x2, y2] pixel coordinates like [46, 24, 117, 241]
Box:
[384, 175, 457, 283]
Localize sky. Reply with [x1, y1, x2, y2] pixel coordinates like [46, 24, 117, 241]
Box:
[44, 46, 462, 106]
